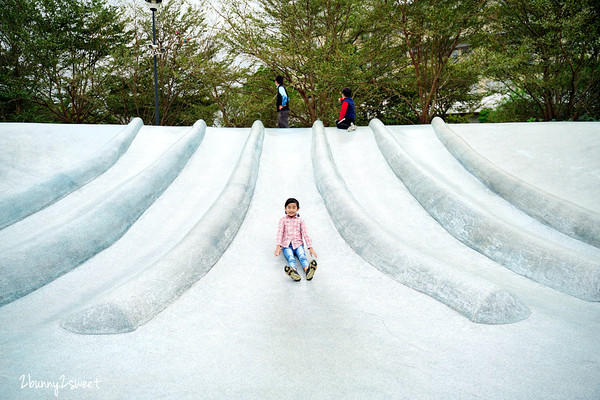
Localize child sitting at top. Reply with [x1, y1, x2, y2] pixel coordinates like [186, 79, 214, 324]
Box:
[336, 87, 356, 132]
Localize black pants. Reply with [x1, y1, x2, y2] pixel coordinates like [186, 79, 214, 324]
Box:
[277, 109, 289, 128]
[336, 118, 354, 130]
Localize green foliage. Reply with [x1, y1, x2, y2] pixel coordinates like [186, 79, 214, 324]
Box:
[446, 113, 472, 123]
[217, 0, 369, 126]
[104, 0, 221, 126]
[489, 91, 543, 122]
[2, 0, 599, 125]
[0, 0, 37, 121]
[27, 0, 130, 123]
[478, 91, 545, 123]
[366, 0, 488, 124]
[578, 114, 598, 122]
[358, 87, 420, 125]
[496, 97, 542, 122]
[480, 0, 600, 121]
[477, 108, 494, 123]
[0, 0, 121, 123]
[215, 67, 279, 128]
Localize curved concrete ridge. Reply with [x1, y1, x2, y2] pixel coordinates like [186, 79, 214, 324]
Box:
[312, 120, 530, 324]
[0, 120, 206, 307]
[0, 118, 143, 231]
[61, 120, 265, 334]
[370, 118, 600, 302]
[431, 117, 600, 248]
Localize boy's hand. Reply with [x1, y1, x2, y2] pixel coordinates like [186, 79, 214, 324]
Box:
[309, 248, 317, 258]
[274, 246, 281, 256]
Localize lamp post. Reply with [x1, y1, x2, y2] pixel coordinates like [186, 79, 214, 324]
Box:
[145, 0, 162, 126]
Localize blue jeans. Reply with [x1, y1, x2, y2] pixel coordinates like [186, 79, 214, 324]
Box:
[282, 244, 309, 270]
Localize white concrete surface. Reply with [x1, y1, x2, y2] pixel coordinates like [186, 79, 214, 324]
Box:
[313, 120, 530, 324]
[432, 118, 600, 247]
[371, 119, 600, 301]
[0, 121, 206, 306]
[0, 120, 599, 399]
[0, 118, 142, 230]
[62, 121, 264, 334]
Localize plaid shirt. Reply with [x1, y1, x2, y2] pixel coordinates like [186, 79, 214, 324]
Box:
[276, 214, 313, 250]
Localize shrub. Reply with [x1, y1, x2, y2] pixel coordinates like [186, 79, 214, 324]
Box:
[446, 113, 472, 123]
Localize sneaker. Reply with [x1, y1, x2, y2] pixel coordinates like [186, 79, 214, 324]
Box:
[347, 123, 357, 132]
[284, 265, 301, 281]
[306, 260, 318, 280]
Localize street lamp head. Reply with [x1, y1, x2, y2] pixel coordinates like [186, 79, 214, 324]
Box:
[145, 0, 162, 11]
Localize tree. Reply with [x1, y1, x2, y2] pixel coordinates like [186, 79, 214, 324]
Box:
[367, 0, 488, 124]
[24, 0, 130, 123]
[0, 0, 50, 121]
[216, 0, 370, 127]
[481, 0, 600, 121]
[104, 0, 221, 126]
[207, 66, 279, 128]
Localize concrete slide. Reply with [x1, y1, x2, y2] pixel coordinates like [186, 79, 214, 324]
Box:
[0, 119, 599, 400]
[62, 121, 264, 334]
[370, 119, 600, 302]
[312, 120, 530, 324]
[431, 117, 600, 248]
[0, 118, 142, 230]
[0, 121, 205, 306]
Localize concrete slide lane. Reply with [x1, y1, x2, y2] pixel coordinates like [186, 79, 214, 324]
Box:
[0, 121, 206, 306]
[431, 117, 600, 248]
[0, 121, 599, 400]
[371, 119, 600, 302]
[313, 121, 530, 324]
[0, 123, 190, 250]
[61, 121, 264, 334]
[0, 118, 142, 230]
[13, 126, 247, 328]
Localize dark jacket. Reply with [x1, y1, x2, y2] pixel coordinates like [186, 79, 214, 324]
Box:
[340, 97, 355, 120]
[276, 85, 289, 112]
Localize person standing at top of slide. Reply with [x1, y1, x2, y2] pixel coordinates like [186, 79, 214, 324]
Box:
[336, 87, 356, 132]
[275, 75, 290, 128]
